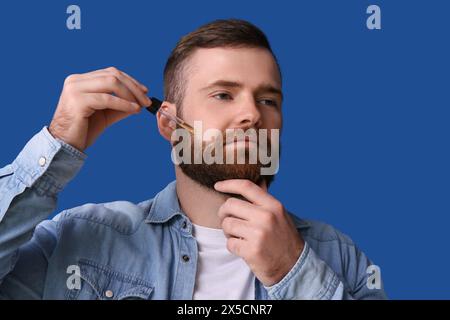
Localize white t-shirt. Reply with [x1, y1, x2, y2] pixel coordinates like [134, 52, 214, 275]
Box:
[192, 223, 255, 300]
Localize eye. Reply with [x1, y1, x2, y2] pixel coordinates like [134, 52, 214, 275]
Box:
[213, 92, 232, 101]
[258, 99, 278, 107]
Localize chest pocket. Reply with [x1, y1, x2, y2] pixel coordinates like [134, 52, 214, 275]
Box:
[66, 259, 154, 300]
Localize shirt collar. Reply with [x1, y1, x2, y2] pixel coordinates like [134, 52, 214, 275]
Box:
[288, 211, 311, 230]
[144, 180, 183, 224]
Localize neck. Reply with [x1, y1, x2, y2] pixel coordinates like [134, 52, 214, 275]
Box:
[175, 166, 229, 229]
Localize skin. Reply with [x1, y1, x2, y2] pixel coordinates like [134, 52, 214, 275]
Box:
[49, 47, 304, 287]
[49, 67, 151, 151]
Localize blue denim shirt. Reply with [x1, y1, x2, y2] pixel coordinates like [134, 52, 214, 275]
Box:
[0, 127, 387, 300]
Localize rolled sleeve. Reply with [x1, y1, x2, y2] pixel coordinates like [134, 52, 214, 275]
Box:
[12, 126, 86, 195]
[264, 242, 342, 300]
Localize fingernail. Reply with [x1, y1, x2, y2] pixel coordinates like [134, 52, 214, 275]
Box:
[132, 103, 140, 112]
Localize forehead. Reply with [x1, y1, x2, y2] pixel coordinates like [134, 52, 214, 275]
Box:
[185, 47, 281, 90]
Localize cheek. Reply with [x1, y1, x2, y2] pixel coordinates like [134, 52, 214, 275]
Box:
[189, 106, 233, 131]
[261, 110, 283, 129]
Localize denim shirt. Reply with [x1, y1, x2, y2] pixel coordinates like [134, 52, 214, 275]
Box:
[0, 127, 387, 300]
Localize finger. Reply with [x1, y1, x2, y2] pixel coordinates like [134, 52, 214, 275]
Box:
[70, 75, 139, 105]
[113, 72, 150, 107]
[79, 68, 150, 107]
[81, 93, 140, 114]
[226, 237, 246, 257]
[101, 67, 149, 96]
[214, 179, 275, 207]
[121, 70, 149, 92]
[85, 68, 149, 93]
[221, 217, 253, 240]
[217, 197, 261, 223]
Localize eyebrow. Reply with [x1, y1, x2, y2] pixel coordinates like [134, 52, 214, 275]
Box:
[200, 80, 283, 101]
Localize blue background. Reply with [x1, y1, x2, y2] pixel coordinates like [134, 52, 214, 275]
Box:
[0, 0, 449, 299]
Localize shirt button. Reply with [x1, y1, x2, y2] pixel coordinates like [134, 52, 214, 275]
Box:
[182, 221, 187, 229]
[38, 157, 46, 167]
[104, 290, 114, 298]
[182, 254, 190, 262]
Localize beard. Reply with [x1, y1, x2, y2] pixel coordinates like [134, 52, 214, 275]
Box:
[177, 133, 277, 191]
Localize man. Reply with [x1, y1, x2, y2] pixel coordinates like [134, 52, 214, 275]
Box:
[0, 19, 386, 299]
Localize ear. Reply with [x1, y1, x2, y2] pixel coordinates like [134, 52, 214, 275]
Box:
[156, 101, 177, 142]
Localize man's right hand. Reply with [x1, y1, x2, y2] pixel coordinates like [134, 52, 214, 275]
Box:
[48, 67, 151, 152]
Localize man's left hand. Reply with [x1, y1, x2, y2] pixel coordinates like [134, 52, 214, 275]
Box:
[214, 179, 305, 287]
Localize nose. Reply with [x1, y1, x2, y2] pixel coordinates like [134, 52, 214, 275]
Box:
[234, 98, 262, 129]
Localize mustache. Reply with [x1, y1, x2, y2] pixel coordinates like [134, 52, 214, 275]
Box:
[202, 128, 273, 147]
[171, 127, 275, 151]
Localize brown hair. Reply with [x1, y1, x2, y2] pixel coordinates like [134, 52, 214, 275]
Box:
[163, 19, 281, 112]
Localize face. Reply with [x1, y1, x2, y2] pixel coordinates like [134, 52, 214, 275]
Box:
[181, 47, 282, 132]
[159, 47, 283, 189]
